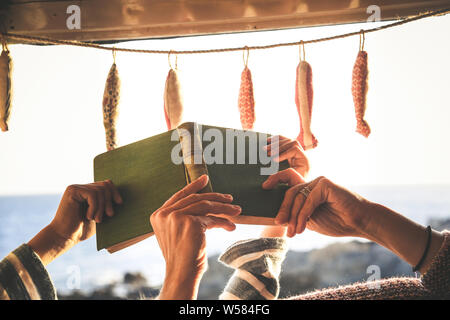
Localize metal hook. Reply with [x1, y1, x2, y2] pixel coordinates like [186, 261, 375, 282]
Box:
[243, 46, 249, 68]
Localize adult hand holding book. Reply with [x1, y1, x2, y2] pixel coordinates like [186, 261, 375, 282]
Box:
[94, 123, 293, 252]
[27, 181, 123, 266]
[260, 136, 310, 237]
[152, 174, 242, 300]
[264, 135, 310, 179]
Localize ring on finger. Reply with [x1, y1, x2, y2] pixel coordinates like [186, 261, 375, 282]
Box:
[298, 185, 312, 198]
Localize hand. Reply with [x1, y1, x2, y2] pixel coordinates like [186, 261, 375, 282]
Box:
[265, 135, 310, 178]
[266, 171, 371, 238]
[261, 168, 306, 238]
[49, 180, 123, 243]
[262, 167, 305, 190]
[28, 180, 122, 265]
[152, 175, 241, 300]
[263, 171, 446, 274]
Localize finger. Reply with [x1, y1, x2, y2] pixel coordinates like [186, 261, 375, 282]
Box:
[267, 139, 300, 157]
[287, 193, 307, 237]
[262, 168, 304, 189]
[265, 137, 297, 155]
[266, 135, 290, 146]
[171, 201, 242, 217]
[80, 188, 97, 221]
[265, 135, 281, 153]
[94, 188, 105, 223]
[103, 179, 123, 204]
[69, 185, 101, 221]
[102, 184, 114, 217]
[168, 193, 233, 211]
[162, 175, 209, 207]
[275, 185, 299, 225]
[295, 178, 327, 234]
[197, 216, 236, 232]
[274, 145, 305, 164]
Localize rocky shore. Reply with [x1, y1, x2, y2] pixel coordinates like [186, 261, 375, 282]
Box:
[59, 218, 449, 300]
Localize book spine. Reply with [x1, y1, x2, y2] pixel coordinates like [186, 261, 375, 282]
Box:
[177, 122, 213, 192]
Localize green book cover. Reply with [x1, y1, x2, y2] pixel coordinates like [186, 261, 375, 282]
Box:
[94, 123, 289, 252]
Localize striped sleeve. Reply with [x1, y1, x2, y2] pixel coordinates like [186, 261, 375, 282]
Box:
[0, 244, 57, 300]
[218, 237, 288, 300]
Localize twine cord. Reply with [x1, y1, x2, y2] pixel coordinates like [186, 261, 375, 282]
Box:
[243, 46, 249, 67]
[359, 30, 365, 51]
[1, 35, 8, 52]
[299, 40, 306, 61]
[168, 50, 178, 69]
[0, 8, 448, 55]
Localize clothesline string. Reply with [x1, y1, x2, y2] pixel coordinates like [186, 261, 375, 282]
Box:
[1, 7, 449, 55]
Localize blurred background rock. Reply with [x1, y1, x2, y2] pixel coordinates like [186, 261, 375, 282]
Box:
[58, 217, 449, 300]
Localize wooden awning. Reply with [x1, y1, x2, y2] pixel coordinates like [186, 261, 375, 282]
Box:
[1, 0, 449, 44]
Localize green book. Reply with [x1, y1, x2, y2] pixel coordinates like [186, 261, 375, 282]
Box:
[94, 122, 289, 253]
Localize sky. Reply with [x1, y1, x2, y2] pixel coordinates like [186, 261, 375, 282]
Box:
[0, 14, 449, 195]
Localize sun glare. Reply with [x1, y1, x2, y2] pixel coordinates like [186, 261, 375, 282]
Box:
[0, 17, 449, 195]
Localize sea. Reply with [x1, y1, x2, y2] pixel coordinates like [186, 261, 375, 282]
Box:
[1, 185, 449, 295]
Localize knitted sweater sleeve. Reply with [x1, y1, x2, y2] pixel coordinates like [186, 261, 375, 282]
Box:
[0, 244, 57, 300]
[218, 237, 288, 300]
[421, 230, 450, 297]
[290, 231, 450, 300]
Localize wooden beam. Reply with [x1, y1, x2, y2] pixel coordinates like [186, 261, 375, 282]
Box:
[1, 0, 449, 44]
